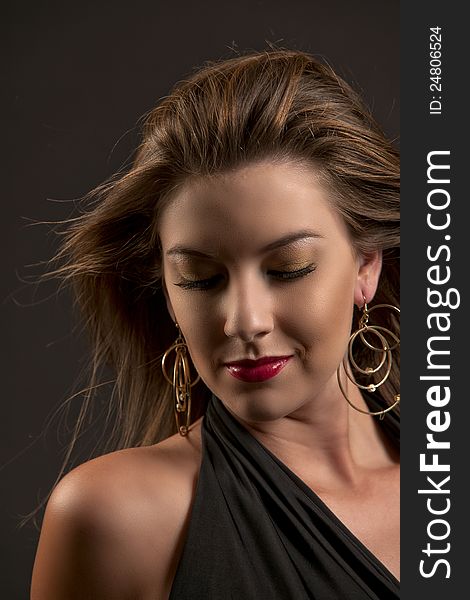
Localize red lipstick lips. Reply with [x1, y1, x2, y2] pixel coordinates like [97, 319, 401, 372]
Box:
[225, 356, 292, 383]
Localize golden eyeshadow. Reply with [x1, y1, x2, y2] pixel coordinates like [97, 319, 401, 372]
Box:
[170, 255, 218, 273]
[173, 261, 219, 279]
[269, 259, 314, 270]
[267, 249, 317, 269]
[169, 245, 318, 274]
[176, 268, 217, 280]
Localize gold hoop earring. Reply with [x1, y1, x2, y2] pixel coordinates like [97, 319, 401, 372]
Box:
[162, 323, 200, 436]
[336, 298, 400, 419]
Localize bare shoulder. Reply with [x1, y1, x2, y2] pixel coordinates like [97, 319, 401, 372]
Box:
[31, 419, 203, 600]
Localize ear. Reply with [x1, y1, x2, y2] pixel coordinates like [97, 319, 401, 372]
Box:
[354, 249, 383, 307]
[162, 276, 176, 323]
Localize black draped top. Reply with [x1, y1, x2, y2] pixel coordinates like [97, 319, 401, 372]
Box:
[169, 394, 400, 599]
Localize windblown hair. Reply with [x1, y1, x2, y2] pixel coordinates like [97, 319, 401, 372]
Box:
[25, 48, 399, 527]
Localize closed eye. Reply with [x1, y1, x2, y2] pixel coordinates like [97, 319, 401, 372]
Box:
[174, 264, 316, 291]
[269, 264, 316, 280]
[174, 274, 224, 291]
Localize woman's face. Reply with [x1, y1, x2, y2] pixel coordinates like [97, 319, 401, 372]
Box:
[159, 161, 381, 423]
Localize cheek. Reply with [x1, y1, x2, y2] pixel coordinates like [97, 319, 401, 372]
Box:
[167, 292, 221, 366]
[282, 264, 356, 362]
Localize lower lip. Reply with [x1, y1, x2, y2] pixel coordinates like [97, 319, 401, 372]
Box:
[225, 357, 292, 383]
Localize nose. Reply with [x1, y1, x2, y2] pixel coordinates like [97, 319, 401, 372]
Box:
[223, 272, 274, 342]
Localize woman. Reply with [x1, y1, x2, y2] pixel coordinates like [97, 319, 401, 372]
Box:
[30, 49, 400, 599]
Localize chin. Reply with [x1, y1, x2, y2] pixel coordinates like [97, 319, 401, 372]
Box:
[221, 387, 297, 424]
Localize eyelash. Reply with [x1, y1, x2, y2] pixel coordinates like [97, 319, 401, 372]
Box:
[174, 264, 316, 291]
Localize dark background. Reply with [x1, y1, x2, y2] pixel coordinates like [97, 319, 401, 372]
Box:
[2, 1, 399, 597]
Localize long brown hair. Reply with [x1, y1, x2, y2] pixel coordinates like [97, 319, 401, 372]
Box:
[24, 48, 399, 528]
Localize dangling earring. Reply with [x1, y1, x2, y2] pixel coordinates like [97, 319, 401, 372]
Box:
[162, 323, 200, 436]
[336, 296, 400, 419]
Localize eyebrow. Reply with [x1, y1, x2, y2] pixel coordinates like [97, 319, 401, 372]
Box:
[166, 229, 324, 259]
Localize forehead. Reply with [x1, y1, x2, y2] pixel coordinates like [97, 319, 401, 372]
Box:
[158, 161, 350, 254]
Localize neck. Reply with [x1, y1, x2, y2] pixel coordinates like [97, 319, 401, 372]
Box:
[230, 377, 398, 490]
